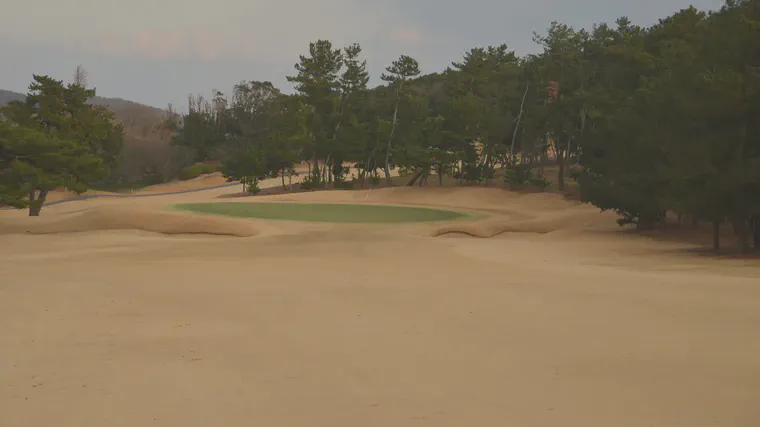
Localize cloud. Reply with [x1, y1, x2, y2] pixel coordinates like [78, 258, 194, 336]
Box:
[133, 30, 186, 60]
[391, 28, 423, 44]
[0, 0, 401, 61]
[49, 29, 232, 62]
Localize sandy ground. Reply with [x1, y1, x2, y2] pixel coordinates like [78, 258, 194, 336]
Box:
[1, 176, 760, 427]
[43, 163, 312, 202]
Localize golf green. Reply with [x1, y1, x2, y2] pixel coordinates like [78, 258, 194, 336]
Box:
[175, 202, 470, 223]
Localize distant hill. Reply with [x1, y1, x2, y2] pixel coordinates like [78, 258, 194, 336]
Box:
[1, 89, 166, 129]
[0, 89, 25, 105]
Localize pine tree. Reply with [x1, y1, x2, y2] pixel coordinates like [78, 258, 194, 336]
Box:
[381, 55, 421, 185]
[0, 75, 123, 215]
[287, 40, 344, 183]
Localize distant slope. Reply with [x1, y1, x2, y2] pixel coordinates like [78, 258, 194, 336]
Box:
[0, 89, 25, 105]
[1, 89, 166, 127]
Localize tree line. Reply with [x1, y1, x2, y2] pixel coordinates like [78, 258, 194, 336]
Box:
[1, 1, 758, 252]
[164, 1, 759, 251]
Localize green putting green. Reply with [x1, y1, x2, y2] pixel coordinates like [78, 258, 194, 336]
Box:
[174, 202, 470, 223]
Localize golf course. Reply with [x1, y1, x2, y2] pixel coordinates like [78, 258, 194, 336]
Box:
[2, 0, 760, 424]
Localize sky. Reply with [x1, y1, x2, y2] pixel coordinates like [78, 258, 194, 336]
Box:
[1, 0, 724, 109]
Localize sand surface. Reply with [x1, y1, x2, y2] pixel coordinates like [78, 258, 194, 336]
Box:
[1, 176, 760, 427]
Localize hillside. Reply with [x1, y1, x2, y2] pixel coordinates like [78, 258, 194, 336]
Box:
[0, 89, 25, 105]
[1, 89, 166, 128]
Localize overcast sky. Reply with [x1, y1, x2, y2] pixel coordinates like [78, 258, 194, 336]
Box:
[1, 0, 723, 109]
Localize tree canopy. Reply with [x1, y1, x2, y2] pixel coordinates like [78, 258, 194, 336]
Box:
[1, 75, 124, 215]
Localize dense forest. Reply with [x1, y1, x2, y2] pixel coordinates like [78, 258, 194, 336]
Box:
[1, 0, 759, 251]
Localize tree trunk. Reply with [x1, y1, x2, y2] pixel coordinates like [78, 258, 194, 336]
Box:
[321, 154, 331, 185]
[322, 154, 332, 184]
[288, 172, 293, 192]
[281, 170, 286, 190]
[28, 189, 36, 216]
[557, 146, 565, 192]
[29, 189, 48, 217]
[406, 170, 423, 186]
[510, 83, 530, 162]
[385, 89, 401, 187]
[713, 218, 721, 252]
[438, 165, 444, 186]
[383, 151, 393, 186]
[361, 153, 371, 188]
[751, 215, 760, 251]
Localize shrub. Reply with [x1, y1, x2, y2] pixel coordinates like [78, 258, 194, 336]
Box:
[333, 178, 354, 190]
[453, 164, 493, 183]
[300, 173, 323, 190]
[241, 177, 261, 194]
[178, 162, 220, 181]
[505, 163, 550, 191]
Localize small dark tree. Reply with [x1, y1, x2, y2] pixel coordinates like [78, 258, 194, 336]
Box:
[381, 55, 421, 186]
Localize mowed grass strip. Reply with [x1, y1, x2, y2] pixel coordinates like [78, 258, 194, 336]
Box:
[175, 202, 470, 223]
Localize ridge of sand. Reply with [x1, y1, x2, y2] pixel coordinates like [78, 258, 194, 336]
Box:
[0, 205, 260, 237]
[431, 203, 619, 238]
[43, 188, 121, 203]
[133, 172, 236, 195]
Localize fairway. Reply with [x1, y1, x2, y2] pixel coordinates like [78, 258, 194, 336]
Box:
[175, 201, 470, 223]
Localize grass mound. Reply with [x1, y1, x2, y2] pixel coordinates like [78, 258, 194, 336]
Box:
[175, 202, 469, 223]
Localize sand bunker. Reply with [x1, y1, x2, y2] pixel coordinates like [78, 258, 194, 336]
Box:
[0, 205, 259, 237]
[431, 203, 617, 238]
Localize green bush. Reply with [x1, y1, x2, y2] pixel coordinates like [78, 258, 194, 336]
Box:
[178, 162, 220, 181]
[505, 164, 550, 191]
[453, 164, 493, 183]
[333, 178, 354, 190]
[529, 177, 551, 191]
[300, 174, 323, 190]
[241, 177, 261, 194]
